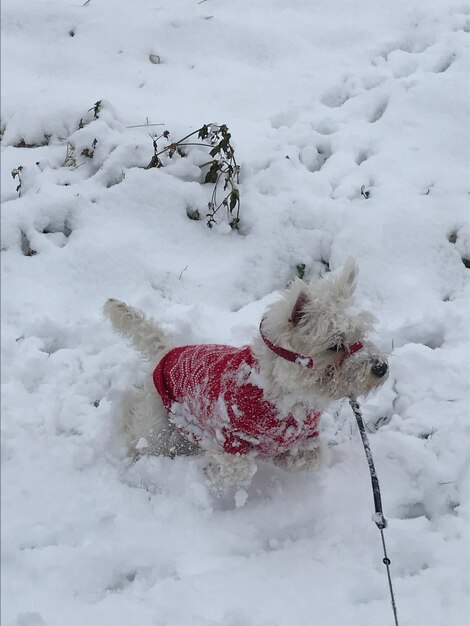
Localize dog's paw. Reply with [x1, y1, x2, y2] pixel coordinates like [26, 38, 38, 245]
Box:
[203, 449, 257, 488]
[273, 440, 330, 472]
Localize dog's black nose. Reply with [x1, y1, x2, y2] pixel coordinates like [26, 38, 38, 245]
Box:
[371, 362, 388, 378]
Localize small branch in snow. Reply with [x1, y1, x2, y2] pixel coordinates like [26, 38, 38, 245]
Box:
[126, 120, 166, 129]
[11, 166, 24, 197]
[145, 123, 241, 230]
[178, 265, 189, 280]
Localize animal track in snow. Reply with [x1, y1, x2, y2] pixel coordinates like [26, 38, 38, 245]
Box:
[321, 77, 362, 108]
[41, 221, 72, 247]
[312, 118, 337, 135]
[104, 568, 159, 593]
[20, 231, 37, 257]
[19, 220, 72, 256]
[373, 34, 434, 64]
[432, 53, 456, 73]
[321, 71, 387, 111]
[355, 150, 372, 166]
[449, 6, 470, 32]
[373, 26, 461, 80]
[315, 141, 333, 170]
[460, 17, 470, 33]
[368, 99, 388, 123]
[298, 141, 332, 173]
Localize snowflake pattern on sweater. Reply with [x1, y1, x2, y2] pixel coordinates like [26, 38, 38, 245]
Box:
[153, 345, 320, 456]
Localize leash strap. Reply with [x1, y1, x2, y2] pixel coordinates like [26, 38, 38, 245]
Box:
[349, 398, 387, 529]
[349, 398, 399, 626]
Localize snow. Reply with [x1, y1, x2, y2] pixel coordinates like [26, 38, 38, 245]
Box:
[1, 0, 470, 624]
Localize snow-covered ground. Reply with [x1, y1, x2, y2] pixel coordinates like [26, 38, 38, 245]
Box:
[2, 0, 470, 624]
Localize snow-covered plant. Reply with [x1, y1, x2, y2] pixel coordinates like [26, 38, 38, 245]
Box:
[78, 100, 102, 130]
[62, 143, 77, 167]
[81, 138, 98, 159]
[146, 123, 241, 230]
[296, 263, 306, 279]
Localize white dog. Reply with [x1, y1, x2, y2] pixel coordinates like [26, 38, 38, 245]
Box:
[104, 261, 388, 487]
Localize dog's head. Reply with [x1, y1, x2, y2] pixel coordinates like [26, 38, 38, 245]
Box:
[258, 260, 388, 403]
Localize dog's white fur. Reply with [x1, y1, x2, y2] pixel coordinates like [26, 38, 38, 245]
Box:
[104, 260, 388, 487]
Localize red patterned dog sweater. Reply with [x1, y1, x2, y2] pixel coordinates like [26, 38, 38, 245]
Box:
[153, 345, 320, 456]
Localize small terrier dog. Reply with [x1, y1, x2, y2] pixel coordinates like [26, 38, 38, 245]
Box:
[104, 260, 388, 487]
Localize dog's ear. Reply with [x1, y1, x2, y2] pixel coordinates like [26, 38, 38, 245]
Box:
[290, 291, 310, 325]
[335, 259, 358, 300]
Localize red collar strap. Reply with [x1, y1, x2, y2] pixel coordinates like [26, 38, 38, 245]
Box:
[338, 341, 363, 366]
[259, 318, 363, 369]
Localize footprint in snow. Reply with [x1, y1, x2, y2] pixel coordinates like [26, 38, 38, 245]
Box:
[321, 72, 387, 109]
[355, 150, 372, 166]
[368, 98, 388, 123]
[299, 142, 332, 173]
[432, 53, 456, 73]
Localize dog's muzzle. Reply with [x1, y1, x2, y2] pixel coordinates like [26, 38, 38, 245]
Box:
[371, 361, 388, 378]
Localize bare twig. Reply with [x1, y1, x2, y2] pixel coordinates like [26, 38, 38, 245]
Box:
[11, 166, 24, 197]
[178, 265, 189, 279]
[126, 122, 166, 129]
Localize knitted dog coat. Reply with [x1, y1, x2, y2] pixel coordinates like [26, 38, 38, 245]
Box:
[153, 344, 320, 456]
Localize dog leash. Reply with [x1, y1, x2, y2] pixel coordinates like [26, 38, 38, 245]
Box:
[349, 398, 399, 626]
[258, 319, 397, 622]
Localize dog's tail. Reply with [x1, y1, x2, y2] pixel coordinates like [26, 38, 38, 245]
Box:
[103, 298, 171, 360]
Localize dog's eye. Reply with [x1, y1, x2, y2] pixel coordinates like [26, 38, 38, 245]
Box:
[329, 343, 345, 352]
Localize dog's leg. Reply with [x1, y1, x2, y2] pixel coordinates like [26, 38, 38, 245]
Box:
[123, 376, 199, 459]
[204, 449, 257, 488]
[273, 438, 330, 472]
